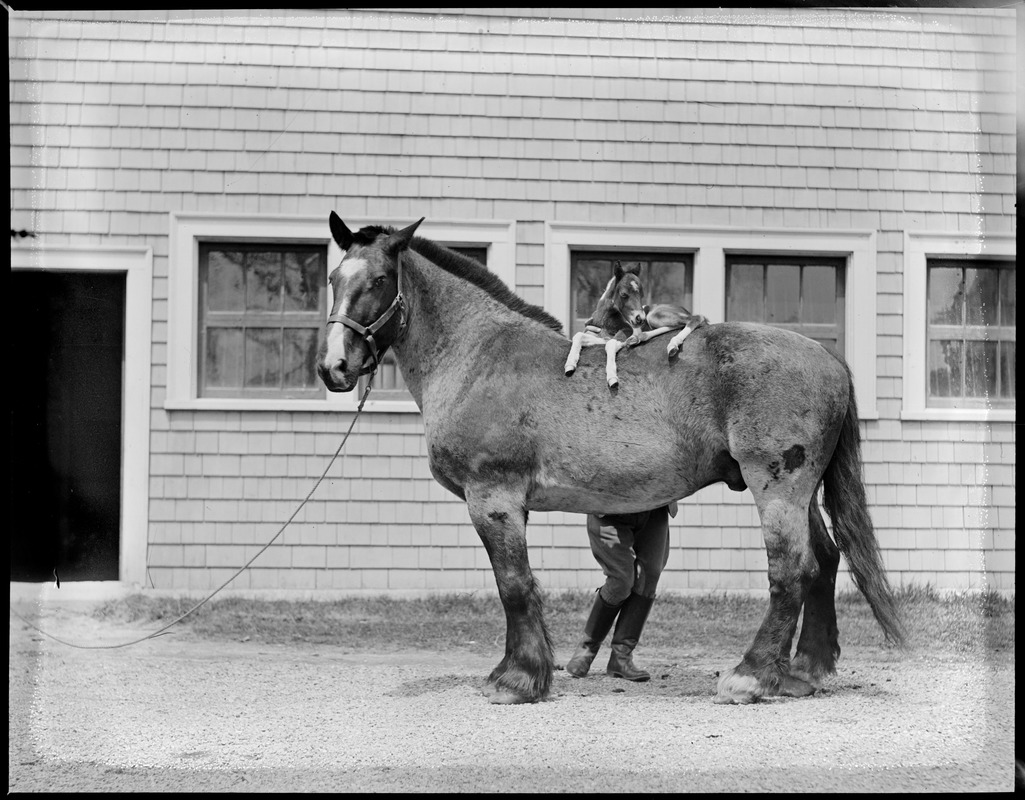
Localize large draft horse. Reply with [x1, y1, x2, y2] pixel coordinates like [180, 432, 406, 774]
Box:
[317, 214, 905, 705]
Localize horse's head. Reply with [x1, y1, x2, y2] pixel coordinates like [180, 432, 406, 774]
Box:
[610, 262, 647, 334]
[317, 212, 424, 392]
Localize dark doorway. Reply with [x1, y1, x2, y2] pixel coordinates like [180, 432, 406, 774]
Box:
[10, 271, 125, 582]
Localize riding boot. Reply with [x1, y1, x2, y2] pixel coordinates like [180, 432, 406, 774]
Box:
[606, 593, 656, 682]
[565, 592, 622, 678]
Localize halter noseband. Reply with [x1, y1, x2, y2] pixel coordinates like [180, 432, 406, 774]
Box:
[326, 252, 406, 374]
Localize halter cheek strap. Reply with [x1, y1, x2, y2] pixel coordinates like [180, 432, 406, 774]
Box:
[326, 253, 407, 373]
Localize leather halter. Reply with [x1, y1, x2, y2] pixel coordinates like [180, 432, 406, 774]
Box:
[326, 252, 406, 374]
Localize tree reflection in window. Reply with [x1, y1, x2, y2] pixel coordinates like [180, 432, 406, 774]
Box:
[199, 243, 326, 399]
[927, 260, 1015, 408]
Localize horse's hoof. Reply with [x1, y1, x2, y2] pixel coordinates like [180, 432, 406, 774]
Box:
[775, 675, 816, 698]
[667, 345, 679, 358]
[488, 689, 533, 705]
[714, 668, 763, 705]
[789, 654, 829, 688]
[565, 369, 575, 377]
[607, 377, 619, 388]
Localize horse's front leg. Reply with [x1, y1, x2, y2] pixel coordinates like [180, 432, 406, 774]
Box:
[564, 332, 586, 376]
[604, 338, 627, 388]
[466, 484, 553, 704]
[565, 331, 606, 376]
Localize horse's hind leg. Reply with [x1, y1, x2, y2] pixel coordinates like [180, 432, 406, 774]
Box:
[791, 493, 841, 686]
[666, 325, 695, 358]
[715, 484, 819, 705]
[466, 484, 553, 705]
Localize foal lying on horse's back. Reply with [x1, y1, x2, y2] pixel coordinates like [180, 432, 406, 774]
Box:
[564, 261, 709, 387]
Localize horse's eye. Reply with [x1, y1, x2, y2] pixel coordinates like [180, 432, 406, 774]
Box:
[373, 275, 387, 288]
[620, 291, 628, 299]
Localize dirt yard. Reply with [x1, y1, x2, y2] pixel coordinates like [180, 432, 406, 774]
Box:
[9, 587, 1015, 793]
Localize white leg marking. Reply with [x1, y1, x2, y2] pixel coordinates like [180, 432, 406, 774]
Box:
[667, 325, 694, 357]
[604, 339, 625, 387]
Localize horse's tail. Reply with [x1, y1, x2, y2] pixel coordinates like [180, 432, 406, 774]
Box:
[821, 359, 907, 648]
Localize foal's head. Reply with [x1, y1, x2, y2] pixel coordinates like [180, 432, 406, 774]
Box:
[590, 261, 647, 336]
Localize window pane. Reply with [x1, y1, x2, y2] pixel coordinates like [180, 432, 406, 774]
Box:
[572, 258, 614, 332]
[246, 252, 282, 311]
[1000, 269, 1015, 326]
[205, 328, 243, 388]
[802, 265, 836, 323]
[965, 267, 999, 326]
[648, 261, 691, 308]
[1000, 342, 1015, 398]
[928, 339, 963, 398]
[450, 246, 487, 265]
[245, 328, 281, 388]
[283, 252, 322, 312]
[964, 340, 997, 397]
[928, 267, 963, 325]
[766, 263, 800, 323]
[283, 328, 319, 389]
[206, 251, 244, 311]
[728, 263, 763, 321]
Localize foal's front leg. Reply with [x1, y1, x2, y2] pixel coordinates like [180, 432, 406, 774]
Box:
[466, 483, 553, 704]
[604, 338, 627, 388]
[564, 330, 607, 377]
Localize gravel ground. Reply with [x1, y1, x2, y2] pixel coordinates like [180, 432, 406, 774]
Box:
[9, 597, 1015, 793]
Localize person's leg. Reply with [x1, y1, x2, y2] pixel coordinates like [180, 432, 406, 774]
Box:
[565, 514, 639, 678]
[607, 507, 671, 681]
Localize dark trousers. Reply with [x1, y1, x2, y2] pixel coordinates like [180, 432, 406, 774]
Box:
[586, 506, 671, 605]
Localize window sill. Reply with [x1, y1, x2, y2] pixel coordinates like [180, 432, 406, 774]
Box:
[163, 397, 422, 413]
[900, 408, 1015, 423]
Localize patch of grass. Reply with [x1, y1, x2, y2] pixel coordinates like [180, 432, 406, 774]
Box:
[93, 585, 1013, 660]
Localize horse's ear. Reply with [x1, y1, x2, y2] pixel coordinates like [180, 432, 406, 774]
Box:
[385, 217, 425, 255]
[613, 261, 624, 280]
[329, 211, 354, 251]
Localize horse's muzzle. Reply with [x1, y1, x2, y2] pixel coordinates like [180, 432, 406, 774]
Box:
[317, 358, 357, 393]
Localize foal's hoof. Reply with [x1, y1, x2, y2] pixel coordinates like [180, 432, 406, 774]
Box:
[607, 377, 619, 389]
[667, 345, 679, 358]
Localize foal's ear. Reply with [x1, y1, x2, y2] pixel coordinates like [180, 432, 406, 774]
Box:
[613, 260, 624, 280]
[385, 217, 425, 255]
[328, 211, 354, 251]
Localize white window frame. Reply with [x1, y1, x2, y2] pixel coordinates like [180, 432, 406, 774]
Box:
[545, 222, 878, 419]
[903, 231, 1015, 422]
[11, 244, 153, 586]
[168, 213, 516, 413]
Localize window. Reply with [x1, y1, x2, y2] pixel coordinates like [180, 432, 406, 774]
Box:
[903, 231, 1015, 422]
[926, 259, 1014, 409]
[570, 251, 694, 335]
[198, 243, 326, 399]
[725, 256, 845, 355]
[546, 222, 877, 418]
[169, 213, 516, 412]
[358, 245, 489, 398]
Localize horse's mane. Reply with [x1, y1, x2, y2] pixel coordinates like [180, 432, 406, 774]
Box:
[354, 225, 564, 334]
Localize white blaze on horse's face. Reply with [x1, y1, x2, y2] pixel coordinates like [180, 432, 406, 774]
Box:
[618, 275, 646, 330]
[324, 256, 369, 353]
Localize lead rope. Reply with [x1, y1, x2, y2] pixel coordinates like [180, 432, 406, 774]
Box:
[10, 377, 376, 650]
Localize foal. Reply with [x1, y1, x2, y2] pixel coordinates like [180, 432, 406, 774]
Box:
[564, 262, 708, 387]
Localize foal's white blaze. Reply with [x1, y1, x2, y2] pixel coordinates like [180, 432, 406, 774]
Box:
[324, 256, 369, 363]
